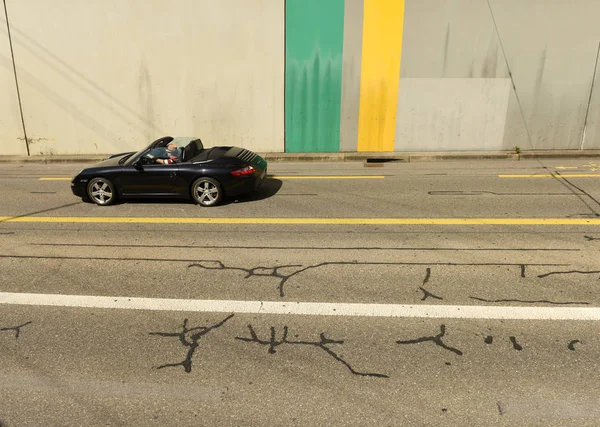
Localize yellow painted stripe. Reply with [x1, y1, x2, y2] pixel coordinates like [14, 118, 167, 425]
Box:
[1, 217, 600, 225]
[40, 175, 385, 181]
[271, 175, 384, 179]
[499, 174, 600, 178]
[357, 0, 405, 152]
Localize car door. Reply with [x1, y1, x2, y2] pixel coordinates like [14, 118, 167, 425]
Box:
[119, 163, 179, 195]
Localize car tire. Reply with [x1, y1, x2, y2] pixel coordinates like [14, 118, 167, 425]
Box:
[87, 177, 116, 206]
[191, 177, 223, 207]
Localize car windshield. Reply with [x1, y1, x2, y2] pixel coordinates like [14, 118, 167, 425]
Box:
[118, 152, 136, 165]
[121, 146, 151, 165]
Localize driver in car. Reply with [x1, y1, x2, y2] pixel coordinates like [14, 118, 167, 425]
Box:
[145, 143, 181, 164]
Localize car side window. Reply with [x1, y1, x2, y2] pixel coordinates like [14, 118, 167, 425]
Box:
[138, 144, 183, 165]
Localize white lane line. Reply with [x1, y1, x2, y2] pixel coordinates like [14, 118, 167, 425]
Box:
[0, 292, 598, 320]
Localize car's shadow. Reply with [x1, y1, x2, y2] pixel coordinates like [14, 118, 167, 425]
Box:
[221, 178, 283, 206]
[111, 178, 283, 206]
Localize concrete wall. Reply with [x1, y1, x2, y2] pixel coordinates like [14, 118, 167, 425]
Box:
[398, 0, 600, 152]
[396, 78, 511, 151]
[492, 0, 600, 150]
[0, 13, 26, 155]
[3, 0, 284, 156]
[582, 52, 600, 150]
[339, 0, 363, 152]
[2, 0, 599, 155]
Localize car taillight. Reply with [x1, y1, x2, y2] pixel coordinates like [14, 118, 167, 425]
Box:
[231, 165, 256, 176]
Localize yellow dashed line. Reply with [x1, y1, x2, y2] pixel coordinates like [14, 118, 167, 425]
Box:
[1, 217, 600, 225]
[40, 176, 385, 181]
[499, 174, 600, 178]
[270, 175, 384, 179]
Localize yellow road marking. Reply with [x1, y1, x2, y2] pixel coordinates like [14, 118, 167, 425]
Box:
[555, 166, 578, 170]
[40, 175, 385, 181]
[1, 217, 600, 225]
[271, 175, 384, 179]
[499, 174, 600, 178]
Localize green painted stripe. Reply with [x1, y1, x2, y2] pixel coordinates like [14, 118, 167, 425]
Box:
[285, 0, 345, 153]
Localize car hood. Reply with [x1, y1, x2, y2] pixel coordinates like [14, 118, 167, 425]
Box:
[86, 153, 131, 169]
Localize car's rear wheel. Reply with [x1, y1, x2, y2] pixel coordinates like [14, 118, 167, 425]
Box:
[191, 177, 222, 207]
[87, 177, 116, 206]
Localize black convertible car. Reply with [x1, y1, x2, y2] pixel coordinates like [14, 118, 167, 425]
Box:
[71, 136, 268, 207]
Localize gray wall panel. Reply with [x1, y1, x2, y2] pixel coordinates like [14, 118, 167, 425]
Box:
[339, 0, 363, 152]
[396, 78, 510, 151]
[400, 0, 600, 151]
[401, 0, 508, 79]
[0, 12, 26, 155]
[580, 45, 600, 150]
[7, 0, 284, 155]
[491, 0, 600, 150]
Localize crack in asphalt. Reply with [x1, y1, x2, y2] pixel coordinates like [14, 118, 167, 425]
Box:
[187, 261, 558, 298]
[469, 296, 590, 305]
[509, 336, 523, 351]
[31, 243, 580, 251]
[235, 325, 388, 378]
[396, 324, 463, 356]
[0, 321, 31, 339]
[419, 267, 443, 301]
[537, 270, 600, 279]
[149, 314, 234, 373]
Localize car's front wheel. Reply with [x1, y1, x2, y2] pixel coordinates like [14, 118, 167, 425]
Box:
[191, 177, 222, 207]
[87, 177, 116, 206]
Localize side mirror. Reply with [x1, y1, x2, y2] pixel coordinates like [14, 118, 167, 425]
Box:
[134, 158, 144, 169]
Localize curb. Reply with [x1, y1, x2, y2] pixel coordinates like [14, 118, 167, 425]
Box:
[0, 150, 599, 164]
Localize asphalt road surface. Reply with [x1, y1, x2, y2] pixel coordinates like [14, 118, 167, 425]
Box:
[0, 158, 599, 426]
